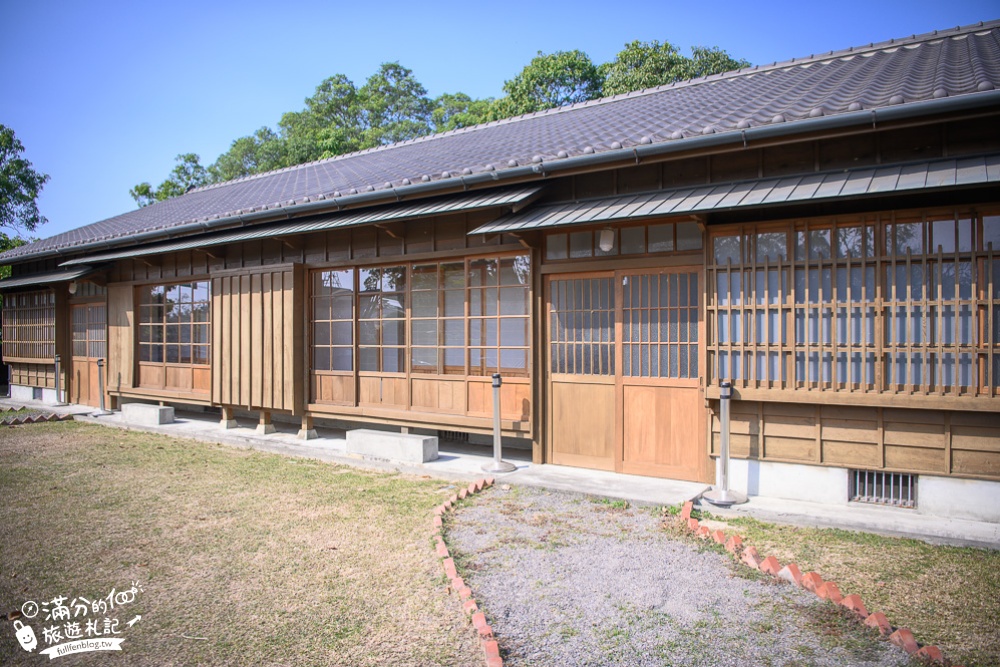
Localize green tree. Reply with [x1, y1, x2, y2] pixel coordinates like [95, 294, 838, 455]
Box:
[602, 40, 750, 96]
[490, 50, 603, 119]
[0, 124, 49, 234]
[431, 92, 494, 132]
[357, 62, 434, 146]
[279, 73, 365, 164]
[209, 127, 286, 182]
[130, 153, 210, 207]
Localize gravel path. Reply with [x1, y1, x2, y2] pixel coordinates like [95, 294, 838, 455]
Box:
[447, 485, 911, 667]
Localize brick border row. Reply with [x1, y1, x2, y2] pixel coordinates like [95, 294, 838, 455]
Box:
[679, 501, 956, 666]
[430, 477, 502, 667]
[0, 412, 74, 426]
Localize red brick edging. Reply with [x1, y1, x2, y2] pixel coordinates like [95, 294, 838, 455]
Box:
[0, 412, 74, 426]
[431, 477, 502, 667]
[679, 501, 960, 667]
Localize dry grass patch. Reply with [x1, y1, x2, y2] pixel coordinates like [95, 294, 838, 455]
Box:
[702, 512, 1000, 667]
[0, 422, 480, 666]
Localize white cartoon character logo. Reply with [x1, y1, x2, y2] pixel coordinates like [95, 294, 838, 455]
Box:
[14, 619, 37, 652]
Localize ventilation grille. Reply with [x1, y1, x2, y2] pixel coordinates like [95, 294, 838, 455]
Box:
[437, 430, 470, 443]
[850, 470, 917, 508]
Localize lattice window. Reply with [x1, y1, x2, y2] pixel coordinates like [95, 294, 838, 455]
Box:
[312, 269, 354, 372]
[71, 304, 106, 359]
[358, 266, 407, 373]
[2, 290, 56, 360]
[468, 256, 530, 377]
[138, 281, 211, 366]
[708, 208, 1000, 398]
[622, 272, 699, 378]
[549, 277, 616, 375]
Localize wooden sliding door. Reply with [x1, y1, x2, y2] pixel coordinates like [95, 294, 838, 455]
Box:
[545, 267, 711, 482]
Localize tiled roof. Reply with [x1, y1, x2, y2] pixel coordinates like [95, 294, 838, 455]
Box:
[4, 20, 999, 263]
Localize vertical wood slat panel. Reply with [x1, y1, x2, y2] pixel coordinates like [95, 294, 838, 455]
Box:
[211, 267, 302, 412]
[107, 284, 134, 392]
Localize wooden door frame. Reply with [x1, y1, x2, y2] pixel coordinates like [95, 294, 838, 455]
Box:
[543, 265, 710, 481]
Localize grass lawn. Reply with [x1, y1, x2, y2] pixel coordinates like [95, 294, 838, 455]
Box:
[0, 422, 480, 666]
[690, 509, 1000, 667]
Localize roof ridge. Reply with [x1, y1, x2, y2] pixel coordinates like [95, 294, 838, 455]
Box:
[184, 19, 1000, 199]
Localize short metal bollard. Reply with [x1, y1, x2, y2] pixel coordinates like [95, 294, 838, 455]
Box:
[703, 381, 747, 507]
[92, 359, 112, 416]
[53, 354, 67, 406]
[482, 373, 516, 473]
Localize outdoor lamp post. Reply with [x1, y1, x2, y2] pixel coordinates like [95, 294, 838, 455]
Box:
[703, 381, 748, 507]
[482, 373, 516, 473]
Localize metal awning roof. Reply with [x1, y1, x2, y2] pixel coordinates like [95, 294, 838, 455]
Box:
[0, 265, 100, 290]
[470, 155, 1000, 235]
[61, 185, 543, 267]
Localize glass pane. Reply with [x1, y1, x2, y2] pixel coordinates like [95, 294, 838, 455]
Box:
[314, 322, 330, 346]
[442, 263, 465, 288]
[499, 287, 528, 316]
[469, 258, 498, 287]
[412, 320, 438, 346]
[411, 264, 438, 290]
[894, 222, 924, 255]
[621, 227, 645, 254]
[359, 347, 379, 371]
[713, 235, 740, 264]
[809, 229, 831, 259]
[313, 347, 330, 371]
[331, 347, 353, 371]
[194, 345, 209, 365]
[500, 256, 530, 286]
[411, 347, 437, 372]
[931, 219, 956, 254]
[546, 234, 568, 260]
[756, 232, 787, 262]
[332, 296, 353, 320]
[676, 222, 702, 250]
[412, 291, 438, 318]
[499, 349, 526, 372]
[500, 318, 527, 347]
[330, 321, 352, 343]
[648, 224, 674, 253]
[982, 215, 1000, 250]
[570, 231, 592, 258]
[359, 321, 379, 345]
[382, 319, 406, 345]
[443, 319, 465, 346]
[444, 290, 465, 317]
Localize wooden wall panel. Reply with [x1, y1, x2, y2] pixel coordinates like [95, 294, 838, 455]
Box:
[709, 400, 1000, 480]
[9, 362, 55, 388]
[468, 380, 531, 422]
[106, 284, 134, 392]
[211, 266, 302, 412]
[411, 378, 465, 413]
[312, 375, 355, 405]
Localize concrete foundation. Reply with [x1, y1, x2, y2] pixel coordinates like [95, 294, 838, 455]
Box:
[346, 428, 438, 464]
[722, 457, 1000, 523]
[121, 402, 175, 425]
[10, 385, 58, 404]
[918, 475, 1000, 523]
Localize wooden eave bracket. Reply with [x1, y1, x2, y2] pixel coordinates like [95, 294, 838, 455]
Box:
[507, 232, 535, 250]
[374, 222, 404, 239]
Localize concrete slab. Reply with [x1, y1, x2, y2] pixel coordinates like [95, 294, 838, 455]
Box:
[701, 494, 1000, 550]
[346, 428, 438, 463]
[121, 403, 174, 425]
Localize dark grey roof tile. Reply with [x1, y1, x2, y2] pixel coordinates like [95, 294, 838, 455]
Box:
[4, 21, 1000, 263]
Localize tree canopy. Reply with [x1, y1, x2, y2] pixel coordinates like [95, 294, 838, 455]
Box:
[1, 124, 49, 234]
[132, 38, 749, 206]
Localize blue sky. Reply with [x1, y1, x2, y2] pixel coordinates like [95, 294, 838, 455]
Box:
[2, 0, 997, 241]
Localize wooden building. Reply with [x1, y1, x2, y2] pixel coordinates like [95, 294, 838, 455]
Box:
[3, 22, 999, 521]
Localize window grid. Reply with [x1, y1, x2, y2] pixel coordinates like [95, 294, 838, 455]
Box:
[311, 253, 530, 380]
[708, 210, 1000, 397]
[549, 277, 615, 375]
[72, 304, 106, 359]
[137, 282, 211, 366]
[622, 272, 699, 378]
[1, 290, 56, 360]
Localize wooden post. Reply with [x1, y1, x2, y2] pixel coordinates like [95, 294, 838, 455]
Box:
[220, 406, 237, 430]
[297, 414, 317, 440]
[257, 410, 276, 435]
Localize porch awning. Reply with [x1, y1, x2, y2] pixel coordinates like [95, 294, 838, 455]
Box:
[0, 265, 100, 290]
[60, 185, 544, 267]
[470, 155, 1000, 234]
